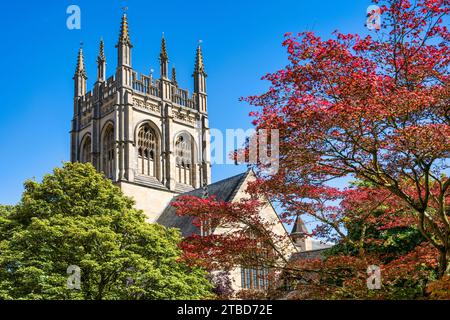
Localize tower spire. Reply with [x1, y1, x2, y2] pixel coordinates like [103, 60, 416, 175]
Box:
[98, 38, 106, 61]
[74, 45, 87, 79]
[193, 41, 207, 113]
[160, 33, 169, 79]
[194, 42, 206, 75]
[116, 11, 133, 86]
[160, 33, 169, 61]
[118, 13, 132, 46]
[97, 38, 106, 82]
[74, 44, 87, 97]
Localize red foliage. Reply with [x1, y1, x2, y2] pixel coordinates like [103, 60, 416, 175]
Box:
[426, 276, 450, 299]
[173, 195, 289, 271]
[172, 0, 450, 299]
[243, 0, 450, 277]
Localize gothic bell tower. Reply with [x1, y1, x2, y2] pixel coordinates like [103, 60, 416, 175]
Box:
[70, 13, 211, 221]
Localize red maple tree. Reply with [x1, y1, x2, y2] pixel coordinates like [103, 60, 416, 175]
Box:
[173, 0, 449, 299]
[243, 0, 450, 277]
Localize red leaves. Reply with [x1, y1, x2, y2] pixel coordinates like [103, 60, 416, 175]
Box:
[173, 1, 450, 297]
[234, 1, 450, 292]
[389, 124, 450, 160]
[173, 195, 286, 272]
[242, 0, 449, 270]
[388, 243, 438, 272]
[426, 275, 450, 299]
[287, 242, 438, 299]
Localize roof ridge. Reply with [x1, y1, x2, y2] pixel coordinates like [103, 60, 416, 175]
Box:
[181, 171, 248, 196]
[208, 171, 247, 187]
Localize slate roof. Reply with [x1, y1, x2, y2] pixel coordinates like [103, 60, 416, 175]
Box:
[290, 248, 329, 261]
[156, 172, 249, 237]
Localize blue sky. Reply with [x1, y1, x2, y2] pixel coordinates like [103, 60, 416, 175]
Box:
[0, 0, 374, 205]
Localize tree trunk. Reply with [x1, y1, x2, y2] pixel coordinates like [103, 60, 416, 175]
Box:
[438, 250, 450, 278]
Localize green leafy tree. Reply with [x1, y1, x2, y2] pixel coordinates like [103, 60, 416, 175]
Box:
[0, 162, 213, 300]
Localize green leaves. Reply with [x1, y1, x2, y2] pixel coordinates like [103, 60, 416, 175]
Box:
[0, 162, 212, 300]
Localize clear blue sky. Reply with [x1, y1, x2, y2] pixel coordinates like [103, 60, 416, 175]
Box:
[0, 0, 374, 205]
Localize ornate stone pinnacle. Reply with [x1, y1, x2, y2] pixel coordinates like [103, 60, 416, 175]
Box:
[74, 46, 87, 79]
[98, 38, 106, 62]
[118, 13, 132, 46]
[160, 34, 169, 61]
[194, 43, 205, 74]
[171, 66, 177, 86]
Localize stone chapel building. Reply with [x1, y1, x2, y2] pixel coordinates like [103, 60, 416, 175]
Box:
[70, 13, 317, 292]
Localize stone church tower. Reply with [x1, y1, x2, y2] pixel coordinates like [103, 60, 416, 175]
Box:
[70, 14, 211, 222]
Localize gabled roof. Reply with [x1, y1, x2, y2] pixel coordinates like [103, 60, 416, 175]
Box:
[157, 172, 250, 237]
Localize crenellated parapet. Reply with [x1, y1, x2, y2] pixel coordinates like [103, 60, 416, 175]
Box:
[131, 72, 197, 110]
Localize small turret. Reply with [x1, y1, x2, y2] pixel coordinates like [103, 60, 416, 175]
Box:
[291, 215, 312, 251]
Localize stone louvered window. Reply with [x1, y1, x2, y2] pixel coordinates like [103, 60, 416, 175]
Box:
[137, 124, 157, 177]
[102, 126, 115, 179]
[175, 134, 193, 185]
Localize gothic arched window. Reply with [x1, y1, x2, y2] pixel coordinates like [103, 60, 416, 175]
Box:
[102, 125, 115, 179]
[80, 135, 92, 164]
[137, 124, 157, 177]
[175, 134, 194, 186]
